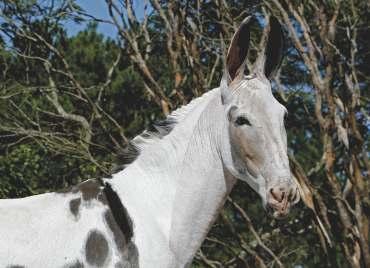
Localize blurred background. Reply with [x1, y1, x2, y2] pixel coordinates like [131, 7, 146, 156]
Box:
[0, 0, 369, 267]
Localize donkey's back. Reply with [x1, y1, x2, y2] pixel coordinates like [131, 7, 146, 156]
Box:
[0, 179, 138, 268]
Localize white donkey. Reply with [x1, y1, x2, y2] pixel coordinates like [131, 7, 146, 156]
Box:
[0, 16, 300, 268]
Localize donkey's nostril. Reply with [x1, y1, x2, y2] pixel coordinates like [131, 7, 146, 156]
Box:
[269, 187, 284, 202]
[270, 188, 277, 200]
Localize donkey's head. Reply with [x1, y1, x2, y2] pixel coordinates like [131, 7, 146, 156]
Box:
[221, 16, 300, 219]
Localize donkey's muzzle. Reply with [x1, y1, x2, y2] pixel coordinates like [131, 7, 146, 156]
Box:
[265, 185, 300, 219]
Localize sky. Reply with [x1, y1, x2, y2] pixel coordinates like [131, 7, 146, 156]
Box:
[65, 0, 148, 38]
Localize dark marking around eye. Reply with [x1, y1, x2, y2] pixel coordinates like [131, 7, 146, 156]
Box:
[235, 116, 251, 126]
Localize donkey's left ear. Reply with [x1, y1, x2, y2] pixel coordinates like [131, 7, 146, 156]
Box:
[264, 16, 284, 78]
[226, 16, 253, 82]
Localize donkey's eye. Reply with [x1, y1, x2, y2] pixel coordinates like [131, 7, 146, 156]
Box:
[235, 116, 251, 126]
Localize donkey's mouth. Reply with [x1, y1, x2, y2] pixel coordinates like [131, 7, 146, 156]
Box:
[265, 192, 295, 219]
[265, 203, 292, 219]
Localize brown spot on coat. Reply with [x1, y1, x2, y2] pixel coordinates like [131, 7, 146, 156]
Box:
[85, 229, 109, 266]
[57, 179, 104, 202]
[78, 179, 102, 201]
[69, 198, 81, 218]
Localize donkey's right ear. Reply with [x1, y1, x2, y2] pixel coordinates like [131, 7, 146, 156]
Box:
[226, 16, 253, 82]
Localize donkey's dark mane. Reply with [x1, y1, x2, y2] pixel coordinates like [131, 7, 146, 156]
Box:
[111, 117, 177, 174]
[110, 89, 218, 176]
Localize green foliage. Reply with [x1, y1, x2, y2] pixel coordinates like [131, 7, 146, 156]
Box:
[0, 144, 97, 198]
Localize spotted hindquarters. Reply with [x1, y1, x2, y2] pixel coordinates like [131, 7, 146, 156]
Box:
[58, 179, 139, 267]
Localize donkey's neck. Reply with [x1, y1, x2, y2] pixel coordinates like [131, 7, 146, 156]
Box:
[107, 88, 236, 267]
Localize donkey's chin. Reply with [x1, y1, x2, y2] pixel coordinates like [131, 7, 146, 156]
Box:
[271, 208, 291, 219]
[265, 204, 292, 219]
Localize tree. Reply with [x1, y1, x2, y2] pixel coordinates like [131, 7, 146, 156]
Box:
[0, 0, 368, 267]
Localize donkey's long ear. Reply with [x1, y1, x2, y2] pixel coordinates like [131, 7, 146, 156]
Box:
[226, 16, 253, 81]
[255, 16, 285, 79]
[264, 17, 284, 78]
